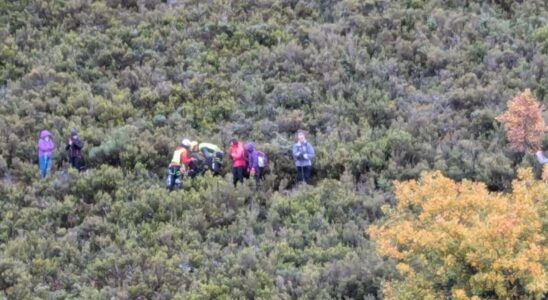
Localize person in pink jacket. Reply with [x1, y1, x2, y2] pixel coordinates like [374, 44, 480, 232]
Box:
[38, 130, 55, 178]
[230, 139, 247, 187]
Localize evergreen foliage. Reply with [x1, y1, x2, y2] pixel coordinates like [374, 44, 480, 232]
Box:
[0, 0, 547, 298]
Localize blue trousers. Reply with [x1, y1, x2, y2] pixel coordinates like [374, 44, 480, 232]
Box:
[39, 155, 52, 178]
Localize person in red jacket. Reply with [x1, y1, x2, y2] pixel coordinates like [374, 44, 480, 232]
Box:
[229, 139, 247, 186]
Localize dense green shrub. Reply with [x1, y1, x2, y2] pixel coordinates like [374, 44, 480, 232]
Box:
[0, 0, 546, 298]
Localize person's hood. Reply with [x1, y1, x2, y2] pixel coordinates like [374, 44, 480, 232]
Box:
[246, 143, 255, 152]
[40, 130, 52, 139]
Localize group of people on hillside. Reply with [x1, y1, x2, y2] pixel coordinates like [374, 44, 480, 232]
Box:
[36, 128, 316, 187]
[166, 137, 276, 190]
[226, 139, 269, 187]
[37, 129, 85, 178]
[165, 130, 315, 190]
[35, 128, 548, 185]
[166, 139, 224, 190]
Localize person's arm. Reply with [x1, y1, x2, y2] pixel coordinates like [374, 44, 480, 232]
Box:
[302, 143, 312, 160]
[229, 147, 236, 161]
[202, 148, 212, 158]
[292, 144, 301, 160]
[251, 152, 259, 172]
[245, 152, 251, 171]
[536, 151, 548, 164]
[181, 150, 194, 165]
[72, 139, 83, 150]
[47, 141, 55, 152]
[306, 143, 315, 160]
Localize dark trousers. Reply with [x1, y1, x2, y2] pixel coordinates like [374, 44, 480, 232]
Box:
[296, 166, 312, 184]
[232, 166, 245, 186]
[205, 156, 221, 175]
[254, 167, 265, 185]
[69, 156, 83, 171]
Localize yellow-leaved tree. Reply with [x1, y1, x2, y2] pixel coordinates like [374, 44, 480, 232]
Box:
[369, 169, 547, 300]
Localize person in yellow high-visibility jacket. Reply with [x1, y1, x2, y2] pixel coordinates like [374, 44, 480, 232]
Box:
[170, 139, 195, 168]
[167, 139, 196, 190]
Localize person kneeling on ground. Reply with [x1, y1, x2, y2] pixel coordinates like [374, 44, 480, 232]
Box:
[188, 141, 205, 177]
[198, 142, 224, 175]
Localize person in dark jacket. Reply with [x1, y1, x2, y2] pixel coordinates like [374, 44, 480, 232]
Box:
[292, 131, 315, 184]
[38, 130, 55, 178]
[66, 129, 84, 171]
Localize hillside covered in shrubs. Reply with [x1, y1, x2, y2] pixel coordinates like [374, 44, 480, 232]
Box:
[0, 0, 547, 299]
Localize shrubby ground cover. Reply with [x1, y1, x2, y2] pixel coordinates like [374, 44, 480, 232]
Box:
[0, 0, 547, 298]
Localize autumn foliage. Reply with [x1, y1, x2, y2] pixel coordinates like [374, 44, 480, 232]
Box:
[369, 169, 547, 300]
[0, 0, 547, 298]
[496, 89, 545, 152]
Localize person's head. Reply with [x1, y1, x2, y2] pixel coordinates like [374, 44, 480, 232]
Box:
[216, 152, 224, 160]
[190, 141, 199, 152]
[297, 131, 306, 143]
[40, 130, 51, 140]
[181, 138, 191, 148]
[70, 128, 78, 138]
[246, 142, 255, 152]
[230, 139, 238, 146]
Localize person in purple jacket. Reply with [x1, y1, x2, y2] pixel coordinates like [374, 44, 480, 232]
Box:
[246, 143, 268, 186]
[38, 130, 55, 178]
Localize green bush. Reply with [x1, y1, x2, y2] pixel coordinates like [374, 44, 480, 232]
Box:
[0, 0, 546, 298]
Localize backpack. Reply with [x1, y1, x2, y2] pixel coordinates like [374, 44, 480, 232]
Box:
[257, 151, 268, 168]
